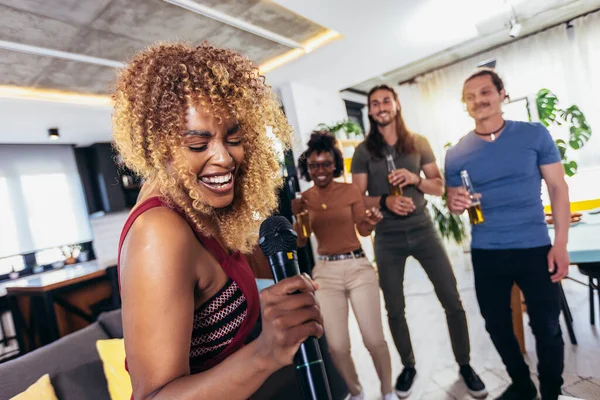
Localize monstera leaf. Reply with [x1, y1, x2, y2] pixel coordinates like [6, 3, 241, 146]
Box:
[536, 89, 592, 177]
[554, 139, 567, 160]
[563, 159, 578, 177]
[536, 89, 560, 127]
[560, 105, 592, 149]
[430, 190, 467, 244]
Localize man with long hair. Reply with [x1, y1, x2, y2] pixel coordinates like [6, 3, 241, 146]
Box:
[352, 85, 486, 398]
[446, 69, 569, 400]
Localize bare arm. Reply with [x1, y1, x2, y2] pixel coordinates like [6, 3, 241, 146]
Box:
[348, 186, 382, 236]
[352, 173, 380, 209]
[121, 209, 323, 399]
[353, 172, 415, 216]
[417, 162, 444, 196]
[541, 163, 570, 246]
[541, 162, 570, 282]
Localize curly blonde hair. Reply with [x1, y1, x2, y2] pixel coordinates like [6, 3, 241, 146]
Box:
[112, 42, 292, 252]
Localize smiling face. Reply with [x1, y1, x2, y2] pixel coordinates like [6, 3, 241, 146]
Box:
[179, 106, 244, 209]
[307, 151, 335, 188]
[462, 74, 506, 123]
[368, 88, 399, 127]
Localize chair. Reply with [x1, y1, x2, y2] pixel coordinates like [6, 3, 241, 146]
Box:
[577, 263, 600, 325]
[558, 283, 577, 345]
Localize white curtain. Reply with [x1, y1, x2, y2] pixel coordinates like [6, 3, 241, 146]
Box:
[0, 145, 92, 258]
[397, 10, 600, 202]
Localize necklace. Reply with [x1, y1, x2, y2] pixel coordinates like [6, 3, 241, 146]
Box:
[317, 184, 335, 210]
[474, 120, 506, 142]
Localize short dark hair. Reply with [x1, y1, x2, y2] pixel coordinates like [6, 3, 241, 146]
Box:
[298, 131, 344, 182]
[463, 68, 506, 100]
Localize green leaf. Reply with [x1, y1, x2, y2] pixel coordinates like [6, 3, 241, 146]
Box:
[561, 105, 592, 149]
[536, 89, 559, 127]
[555, 139, 567, 160]
[315, 119, 362, 136]
[563, 160, 578, 177]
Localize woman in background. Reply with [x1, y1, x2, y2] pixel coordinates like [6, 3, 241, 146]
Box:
[293, 132, 397, 400]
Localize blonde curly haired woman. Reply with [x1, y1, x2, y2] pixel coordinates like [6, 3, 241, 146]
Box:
[114, 42, 324, 399]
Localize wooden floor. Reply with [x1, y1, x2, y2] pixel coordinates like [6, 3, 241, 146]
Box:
[347, 246, 600, 400]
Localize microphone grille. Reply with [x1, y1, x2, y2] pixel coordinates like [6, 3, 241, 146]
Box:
[259, 216, 298, 257]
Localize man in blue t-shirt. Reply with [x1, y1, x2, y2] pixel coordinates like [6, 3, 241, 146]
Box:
[445, 69, 570, 400]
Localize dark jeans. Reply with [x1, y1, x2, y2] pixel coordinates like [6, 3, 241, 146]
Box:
[375, 219, 471, 367]
[472, 245, 564, 399]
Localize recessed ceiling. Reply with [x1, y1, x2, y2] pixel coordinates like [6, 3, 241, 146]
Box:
[0, 0, 328, 94]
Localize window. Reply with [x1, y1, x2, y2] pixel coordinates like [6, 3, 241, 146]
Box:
[0, 177, 20, 257]
[21, 173, 80, 251]
[0, 145, 92, 259]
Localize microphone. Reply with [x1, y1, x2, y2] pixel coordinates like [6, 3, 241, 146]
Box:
[259, 216, 333, 400]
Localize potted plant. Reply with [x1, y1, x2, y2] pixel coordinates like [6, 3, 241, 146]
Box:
[430, 143, 469, 246]
[316, 119, 363, 140]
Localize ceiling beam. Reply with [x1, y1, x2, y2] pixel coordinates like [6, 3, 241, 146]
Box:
[163, 0, 305, 50]
[0, 40, 124, 68]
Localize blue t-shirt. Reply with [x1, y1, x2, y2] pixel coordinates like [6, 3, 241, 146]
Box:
[445, 120, 561, 250]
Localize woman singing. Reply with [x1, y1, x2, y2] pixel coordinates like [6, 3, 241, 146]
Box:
[114, 42, 323, 399]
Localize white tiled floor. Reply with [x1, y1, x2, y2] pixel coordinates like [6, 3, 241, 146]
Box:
[347, 245, 600, 400]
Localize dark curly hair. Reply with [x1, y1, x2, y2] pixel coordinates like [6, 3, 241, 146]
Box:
[298, 131, 344, 182]
[112, 42, 292, 252]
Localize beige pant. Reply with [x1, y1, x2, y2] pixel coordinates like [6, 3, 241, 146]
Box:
[313, 257, 392, 396]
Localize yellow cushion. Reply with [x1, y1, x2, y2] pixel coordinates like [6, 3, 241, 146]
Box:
[96, 339, 133, 400]
[10, 374, 58, 400]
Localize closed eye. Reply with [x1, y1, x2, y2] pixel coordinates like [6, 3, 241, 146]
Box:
[226, 123, 242, 146]
[188, 145, 208, 152]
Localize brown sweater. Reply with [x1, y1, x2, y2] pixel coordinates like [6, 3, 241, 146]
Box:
[302, 182, 365, 256]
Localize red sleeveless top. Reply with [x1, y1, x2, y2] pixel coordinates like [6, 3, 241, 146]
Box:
[117, 196, 260, 379]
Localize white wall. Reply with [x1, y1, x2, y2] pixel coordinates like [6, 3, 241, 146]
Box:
[0, 98, 112, 146]
[279, 82, 349, 191]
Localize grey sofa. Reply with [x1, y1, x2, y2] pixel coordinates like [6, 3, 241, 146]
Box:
[0, 309, 347, 400]
[0, 309, 122, 400]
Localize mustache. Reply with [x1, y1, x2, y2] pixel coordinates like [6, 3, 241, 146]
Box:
[473, 103, 490, 111]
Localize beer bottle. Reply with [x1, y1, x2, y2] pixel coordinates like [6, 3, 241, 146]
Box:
[294, 193, 312, 239]
[460, 170, 484, 224]
[386, 154, 403, 196]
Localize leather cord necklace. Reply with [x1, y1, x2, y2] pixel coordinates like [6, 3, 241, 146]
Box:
[474, 120, 506, 142]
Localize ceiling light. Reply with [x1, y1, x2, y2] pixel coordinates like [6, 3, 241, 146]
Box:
[163, 0, 304, 49]
[259, 30, 341, 74]
[303, 30, 341, 53]
[0, 85, 113, 106]
[48, 128, 60, 141]
[0, 40, 124, 68]
[259, 49, 305, 74]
